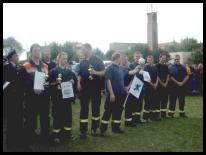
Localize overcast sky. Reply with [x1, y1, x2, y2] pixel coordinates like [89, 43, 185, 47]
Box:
[3, 3, 203, 53]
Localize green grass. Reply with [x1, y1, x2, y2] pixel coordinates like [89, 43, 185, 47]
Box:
[3, 96, 203, 152]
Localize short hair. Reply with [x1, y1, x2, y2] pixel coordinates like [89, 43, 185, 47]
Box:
[134, 51, 141, 55]
[147, 55, 154, 58]
[83, 43, 92, 50]
[30, 43, 41, 52]
[174, 54, 180, 58]
[159, 53, 167, 58]
[111, 52, 121, 61]
[56, 52, 68, 61]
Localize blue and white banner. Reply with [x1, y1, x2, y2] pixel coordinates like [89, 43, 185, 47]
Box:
[129, 76, 144, 99]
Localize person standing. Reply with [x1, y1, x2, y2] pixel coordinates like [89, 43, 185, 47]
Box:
[49, 52, 77, 144]
[3, 49, 24, 151]
[156, 54, 170, 119]
[168, 54, 189, 118]
[77, 43, 105, 138]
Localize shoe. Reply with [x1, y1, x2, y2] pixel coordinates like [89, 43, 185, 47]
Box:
[80, 133, 87, 139]
[112, 128, 124, 134]
[91, 130, 98, 137]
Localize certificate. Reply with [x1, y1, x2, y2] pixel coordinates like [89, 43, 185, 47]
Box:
[143, 71, 151, 82]
[61, 81, 74, 99]
[34, 71, 46, 90]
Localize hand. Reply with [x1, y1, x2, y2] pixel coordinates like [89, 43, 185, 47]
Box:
[90, 69, 96, 75]
[34, 89, 42, 95]
[153, 84, 157, 90]
[124, 86, 130, 94]
[77, 83, 82, 92]
[110, 94, 115, 103]
[70, 79, 75, 84]
[177, 81, 183, 86]
[134, 65, 141, 72]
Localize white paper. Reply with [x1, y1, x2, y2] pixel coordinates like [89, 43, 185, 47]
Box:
[129, 76, 144, 99]
[3, 81, 10, 90]
[61, 81, 74, 99]
[143, 71, 151, 82]
[34, 71, 46, 90]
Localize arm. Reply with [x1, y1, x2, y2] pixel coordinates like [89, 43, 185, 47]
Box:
[107, 79, 115, 103]
[128, 65, 141, 75]
[91, 70, 105, 76]
[180, 75, 189, 86]
[77, 75, 82, 91]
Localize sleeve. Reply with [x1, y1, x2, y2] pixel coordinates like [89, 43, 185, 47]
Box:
[129, 63, 134, 70]
[105, 67, 112, 81]
[182, 66, 188, 77]
[98, 59, 105, 71]
[78, 62, 82, 76]
[48, 68, 57, 83]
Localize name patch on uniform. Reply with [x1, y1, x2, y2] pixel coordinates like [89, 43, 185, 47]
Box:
[61, 81, 74, 99]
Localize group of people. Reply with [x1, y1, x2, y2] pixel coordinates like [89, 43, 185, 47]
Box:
[3, 43, 190, 152]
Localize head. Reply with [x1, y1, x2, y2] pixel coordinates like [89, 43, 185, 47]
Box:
[42, 47, 51, 62]
[133, 51, 142, 62]
[138, 57, 145, 69]
[174, 54, 180, 64]
[30, 44, 41, 61]
[159, 53, 167, 64]
[81, 43, 92, 58]
[147, 55, 154, 64]
[57, 52, 68, 67]
[7, 49, 19, 65]
[198, 63, 203, 70]
[111, 52, 121, 65]
[120, 54, 129, 67]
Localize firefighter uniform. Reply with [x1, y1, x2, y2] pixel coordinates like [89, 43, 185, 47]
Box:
[156, 63, 169, 119]
[100, 63, 126, 134]
[124, 62, 144, 126]
[49, 66, 77, 142]
[19, 60, 50, 145]
[3, 58, 24, 150]
[78, 55, 105, 137]
[168, 64, 188, 117]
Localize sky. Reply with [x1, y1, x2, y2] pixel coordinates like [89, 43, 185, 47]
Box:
[3, 3, 203, 53]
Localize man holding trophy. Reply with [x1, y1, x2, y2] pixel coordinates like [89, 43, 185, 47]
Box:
[77, 43, 105, 139]
[49, 52, 77, 144]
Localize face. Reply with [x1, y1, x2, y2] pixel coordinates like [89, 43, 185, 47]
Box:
[81, 46, 91, 58]
[147, 56, 153, 64]
[11, 54, 19, 64]
[134, 52, 141, 62]
[121, 56, 128, 66]
[43, 49, 51, 61]
[159, 55, 167, 63]
[32, 47, 41, 60]
[174, 56, 180, 64]
[59, 54, 68, 66]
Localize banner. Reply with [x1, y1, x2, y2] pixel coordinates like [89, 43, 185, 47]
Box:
[129, 76, 144, 99]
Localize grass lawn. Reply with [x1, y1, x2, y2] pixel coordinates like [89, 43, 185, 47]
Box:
[3, 95, 203, 152]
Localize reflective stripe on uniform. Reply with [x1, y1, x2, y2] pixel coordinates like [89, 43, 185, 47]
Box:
[112, 120, 121, 123]
[143, 110, 150, 113]
[125, 118, 132, 122]
[92, 116, 100, 121]
[80, 119, 88, 123]
[64, 127, 72, 131]
[53, 128, 61, 133]
[161, 109, 167, 112]
[179, 110, 185, 113]
[152, 110, 160, 113]
[168, 110, 175, 113]
[132, 112, 140, 116]
[101, 120, 109, 124]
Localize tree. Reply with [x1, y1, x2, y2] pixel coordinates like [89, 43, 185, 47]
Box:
[105, 50, 116, 60]
[180, 37, 199, 52]
[3, 37, 23, 55]
[93, 48, 105, 60]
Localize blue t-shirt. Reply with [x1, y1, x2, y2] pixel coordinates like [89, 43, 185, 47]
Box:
[105, 64, 128, 96]
[169, 64, 187, 82]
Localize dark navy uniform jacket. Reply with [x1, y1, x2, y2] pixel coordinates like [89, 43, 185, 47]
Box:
[129, 61, 139, 70]
[144, 64, 158, 83]
[105, 63, 129, 97]
[43, 60, 56, 71]
[169, 64, 187, 84]
[156, 63, 169, 83]
[121, 66, 133, 87]
[78, 55, 105, 90]
[49, 66, 77, 102]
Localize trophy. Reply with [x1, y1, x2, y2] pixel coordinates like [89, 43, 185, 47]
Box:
[88, 65, 94, 80]
[44, 73, 49, 87]
[56, 73, 62, 89]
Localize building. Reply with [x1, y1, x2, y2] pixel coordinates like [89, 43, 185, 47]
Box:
[109, 42, 147, 52]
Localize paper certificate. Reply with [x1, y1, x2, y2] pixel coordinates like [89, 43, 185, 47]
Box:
[34, 71, 46, 90]
[61, 81, 74, 99]
[143, 71, 151, 82]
